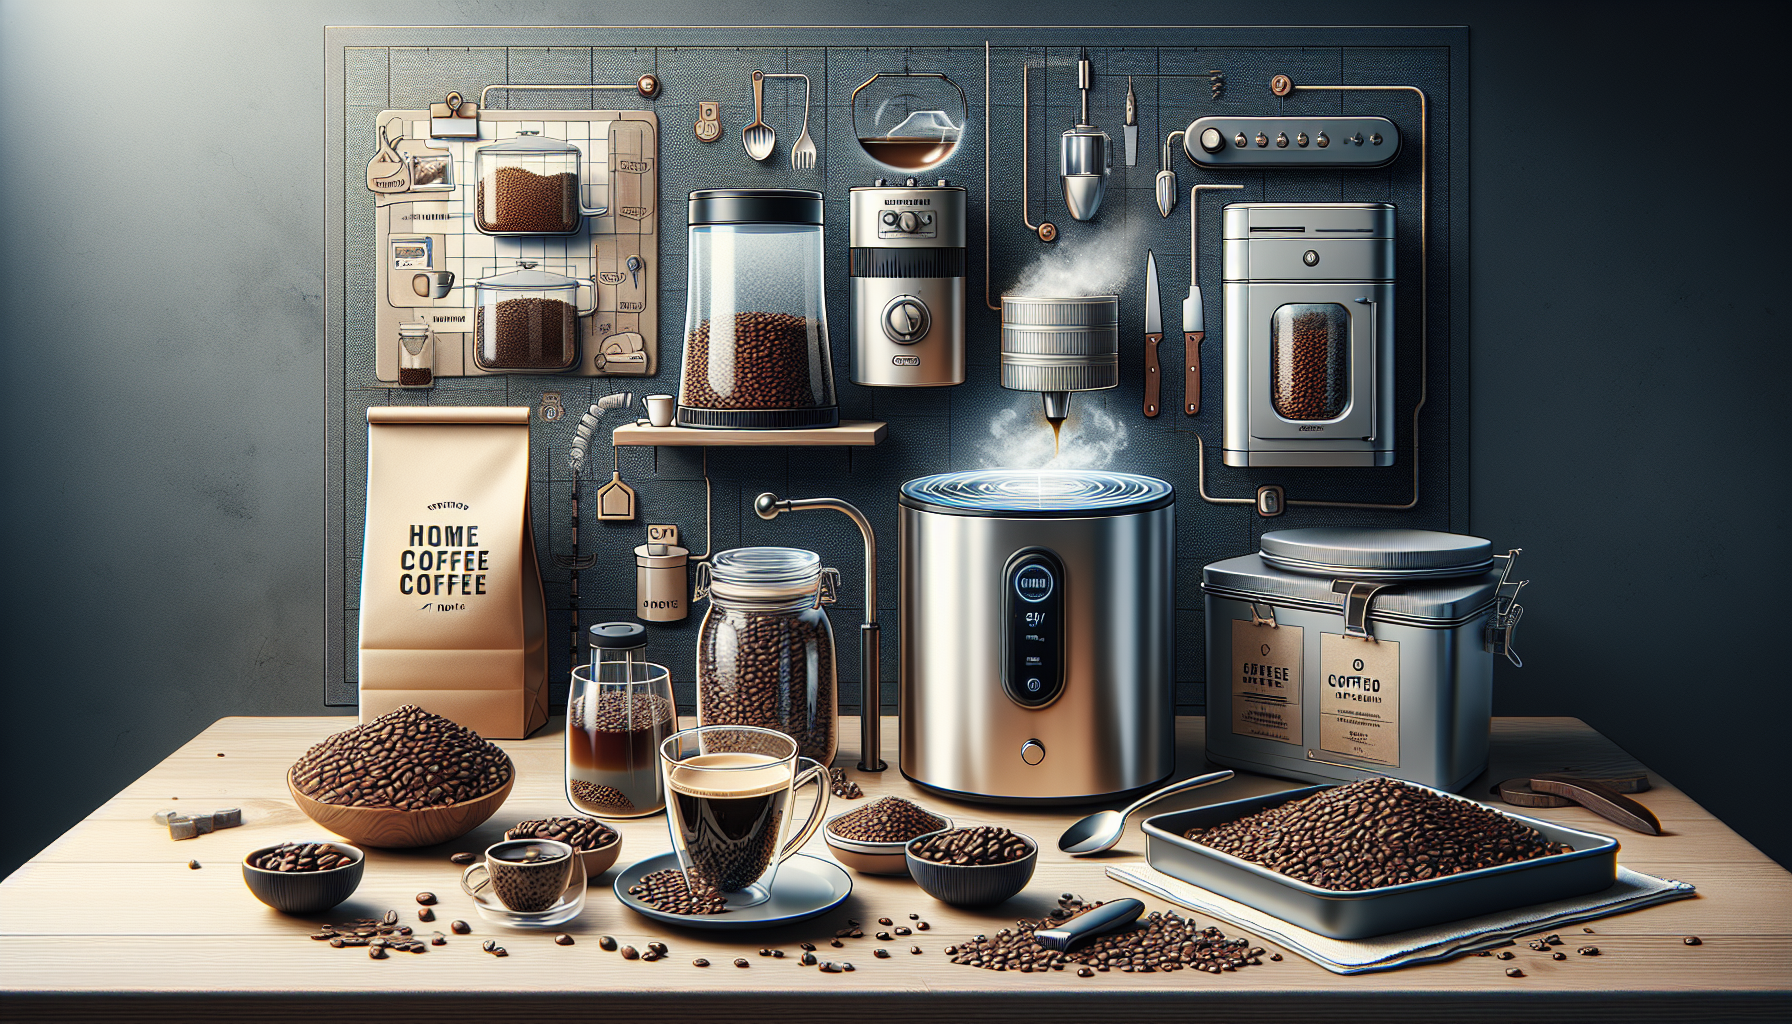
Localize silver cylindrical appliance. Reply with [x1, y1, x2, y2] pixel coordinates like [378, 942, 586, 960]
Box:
[999, 295, 1119, 423]
[848, 179, 966, 387]
[899, 470, 1175, 804]
[1222, 202, 1395, 466]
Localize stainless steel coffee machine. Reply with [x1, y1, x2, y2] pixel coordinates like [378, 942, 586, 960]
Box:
[848, 179, 965, 387]
[1223, 203, 1396, 467]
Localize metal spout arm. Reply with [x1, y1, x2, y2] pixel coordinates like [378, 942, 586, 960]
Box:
[753, 492, 886, 771]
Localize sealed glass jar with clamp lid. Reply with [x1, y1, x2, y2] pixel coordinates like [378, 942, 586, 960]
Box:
[1201, 528, 1531, 792]
[474, 130, 605, 235]
[676, 189, 839, 429]
[694, 547, 840, 763]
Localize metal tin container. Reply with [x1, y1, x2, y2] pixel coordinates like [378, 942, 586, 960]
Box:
[1203, 529, 1529, 792]
[899, 470, 1174, 804]
[1141, 785, 1616, 939]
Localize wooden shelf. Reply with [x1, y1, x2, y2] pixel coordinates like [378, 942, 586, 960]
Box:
[611, 419, 887, 447]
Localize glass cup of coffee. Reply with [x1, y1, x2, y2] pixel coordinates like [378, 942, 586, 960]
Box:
[566, 661, 677, 819]
[658, 725, 831, 908]
[461, 838, 583, 914]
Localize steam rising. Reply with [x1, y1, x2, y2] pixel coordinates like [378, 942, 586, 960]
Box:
[978, 400, 1130, 471]
[1008, 219, 1147, 297]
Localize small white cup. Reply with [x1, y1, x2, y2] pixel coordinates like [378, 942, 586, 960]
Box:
[644, 394, 675, 427]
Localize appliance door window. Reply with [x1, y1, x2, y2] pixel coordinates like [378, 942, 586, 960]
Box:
[1271, 303, 1350, 421]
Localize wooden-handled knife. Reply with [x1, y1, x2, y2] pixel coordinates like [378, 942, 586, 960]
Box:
[1143, 250, 1162, 418]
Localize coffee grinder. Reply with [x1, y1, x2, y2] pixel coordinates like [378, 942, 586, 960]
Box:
[848, 179, 966, 387]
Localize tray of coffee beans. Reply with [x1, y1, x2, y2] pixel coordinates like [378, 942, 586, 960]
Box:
[1141, 777, 1619, 939]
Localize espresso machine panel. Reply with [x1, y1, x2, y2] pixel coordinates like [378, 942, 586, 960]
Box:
[849, 181, 966, 387]
[1222, 203, 1396, 467]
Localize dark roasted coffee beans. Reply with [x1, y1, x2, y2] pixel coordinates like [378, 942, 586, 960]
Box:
[1184, 777, 1568, 891]
[476, 167, 578, 234]
[948, 894, 1271, 976]
[598, 935, 618, 951]
[249, 842, 352, 872]
[693, 958, 710, 967]
[1684, 936, 1702, 945]
[451, 920, 471, 934]
[828, 767, 864, 799]
[451, 851, 477, 865]
[909, 826, 1032, 866]
[696, 606, 835, 763]
[418, 907, 434, 922]
[474, 297, 577, 371]
[416, 892, 436, 905]
[734, 958, 750, 968]
[628, 868, 730, 916]
[506, 815, 618, 854]
[555, 933, 575, 946]
[829, 797, 944, 844]
[1271, 305, 1349, 420]
[680, 313, 822, 412]
[289, 704, 512, 810]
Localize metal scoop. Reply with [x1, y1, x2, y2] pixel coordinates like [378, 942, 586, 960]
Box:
[1058, 769, 1232, 856]
[742, 70, 776, 162]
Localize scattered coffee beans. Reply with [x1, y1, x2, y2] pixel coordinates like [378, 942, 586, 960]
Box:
[1183, 777, 1568, 891]
[909, 826, 1033, 866]
[696, 607, 835, 763]
[1552, 951, 1566, 961]
[801, 952, 818, 965]
[249, 842, 353, 872]
[910, 946, 922, 955]
[416, 892, 437, 905]
[621, 945, 639, 960]
[800, 942, 816, 951]
[895, 927, 912, 936]
[451, 852, 477, 865]
[629, 868, 730, 915]
[431, 933, 447, 946]
[878, 917, 892, 926]
[370, 946, 389, 959]
[734, 958, 750, 968]
[555, 933, 575, 946]
[476, 167, 578, 234]
[949, 894, 1270, 976]
[1578, 946, 1600, 956]
[598, 935, 618, 951]
[289, 704, 512, 810]
[1684, 936, 1702, 945]
[876, 931, 891, 941]
[506, 816, 618, 854]
[874, 949, 890, 958]
[188, 860, 201, 870]
[490, 946, 509, 957]
[829, 797, 945, 844]
[693, 958, 710, 967]
[1505, 967, 1524, 978]
[650, 942, 669, 955]
[828, 767, 864, 799]
[451, 920, 471, 934]
[418, 908, 434, 922]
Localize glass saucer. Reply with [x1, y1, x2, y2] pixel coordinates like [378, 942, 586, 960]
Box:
[465, 869, 587, 928]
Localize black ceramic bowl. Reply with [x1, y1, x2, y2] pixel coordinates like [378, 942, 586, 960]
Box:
[904, 828, 1038, 907]
[241, 842, 366, 914]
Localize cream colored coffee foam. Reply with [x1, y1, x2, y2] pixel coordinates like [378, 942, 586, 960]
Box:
[667, 751, 790, 800]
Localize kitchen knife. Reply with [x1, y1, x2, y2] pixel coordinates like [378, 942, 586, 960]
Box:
[1124, 76, 1138, 166]
[1143, 250, 1162, 417]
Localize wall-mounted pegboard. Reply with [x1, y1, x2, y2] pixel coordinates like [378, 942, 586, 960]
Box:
[325, 25, 1468, 713]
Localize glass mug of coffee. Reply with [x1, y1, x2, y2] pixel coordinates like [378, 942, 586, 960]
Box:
[658, 725, 831, 908]
[566, 661, 677, 818]
[461, 838, 583, 913]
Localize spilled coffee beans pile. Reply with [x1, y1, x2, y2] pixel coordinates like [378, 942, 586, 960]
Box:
[475, 167, 577, 234]
[697, 611, 835, 762]
[948, 894, 1269, 975]
[475, 297, 576, 370]
[828, 796, 944, 843]
[1183, 777, 1568, 891]
[1271, 305, 1349, 420]
[679, 313, 822, 411]
[307, 913, 435, 956]
[909, 825, 1031, 866]
[289, 704, 512, 810]
[628, 868, 730, 915]
[828, 767, 864, 799]
[506, 815, 618, 853]
[249, 842, 353, 872]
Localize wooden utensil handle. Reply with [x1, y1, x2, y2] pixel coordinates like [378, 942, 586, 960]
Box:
[1184, 332, 1204, 416]
[1530, 776, 1664, 836]
[1143, 333, 1163, 417]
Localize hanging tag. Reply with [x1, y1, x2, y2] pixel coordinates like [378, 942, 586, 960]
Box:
[1230, 618, 1303, 745]
[1318, 633, 1401, 766]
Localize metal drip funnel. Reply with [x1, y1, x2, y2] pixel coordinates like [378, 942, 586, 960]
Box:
[999, 294, 1121, 424]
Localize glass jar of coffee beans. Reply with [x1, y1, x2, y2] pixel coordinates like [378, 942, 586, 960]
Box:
[694, 547, 839, 764]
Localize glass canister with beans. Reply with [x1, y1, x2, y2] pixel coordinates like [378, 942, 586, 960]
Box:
[693, 547, 840, 764]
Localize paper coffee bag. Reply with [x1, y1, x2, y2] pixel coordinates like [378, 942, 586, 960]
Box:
[357, 406, 548, 738]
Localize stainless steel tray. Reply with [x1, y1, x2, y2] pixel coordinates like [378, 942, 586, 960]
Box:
[1141, 784, 1620, 939]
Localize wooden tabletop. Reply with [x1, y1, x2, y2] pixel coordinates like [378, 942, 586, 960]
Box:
[3, 716, 1788, 1022]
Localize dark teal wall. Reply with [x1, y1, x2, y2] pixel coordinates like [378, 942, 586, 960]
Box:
[2, 1, 1785, 882]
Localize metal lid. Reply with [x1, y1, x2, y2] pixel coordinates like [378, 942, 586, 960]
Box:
[709, 546, 821, 598]
[1202, 553, 1501, 624]
[587, 622, 647, 650]
[1259, 528, 1494, 580]
[688, 188, 824, 226]
[475, 260, 580, 290]
[479, 130, 579, 155]
[900, 470, 1174, 518]
[634, 543, 689, 568]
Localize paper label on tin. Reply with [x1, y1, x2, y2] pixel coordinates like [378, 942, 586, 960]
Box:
[1319, 633, 1401, 766]
[1230, 620, 1303, 745]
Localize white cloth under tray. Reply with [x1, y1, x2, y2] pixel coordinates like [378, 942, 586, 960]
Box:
[1107, 863, 1696, 975]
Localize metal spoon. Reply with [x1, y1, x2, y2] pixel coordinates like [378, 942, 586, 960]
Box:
[1058, 769, 1233, 856]
[742, 70, 776, 162]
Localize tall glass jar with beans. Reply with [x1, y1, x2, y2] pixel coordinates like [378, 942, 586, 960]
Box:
[693, 547, 840, 764]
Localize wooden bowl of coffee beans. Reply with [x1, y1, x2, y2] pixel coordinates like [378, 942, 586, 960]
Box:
[242, 841, 365, 914]
[905, 826, 1038, 907]
[285, 705, 516, 849]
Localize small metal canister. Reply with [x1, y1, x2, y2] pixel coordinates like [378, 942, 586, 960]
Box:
[634, 543, 689, 622]
[1202, 528, 1529, 792]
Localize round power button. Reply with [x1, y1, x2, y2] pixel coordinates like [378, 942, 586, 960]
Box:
[1021, 740, 1046, 766]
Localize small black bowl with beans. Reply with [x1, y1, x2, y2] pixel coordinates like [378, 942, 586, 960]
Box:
[242, 841, 365, 914]
[905, 826, 1038, 908]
